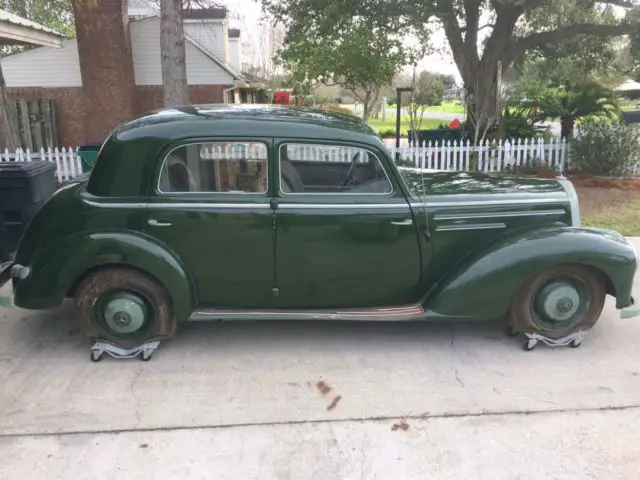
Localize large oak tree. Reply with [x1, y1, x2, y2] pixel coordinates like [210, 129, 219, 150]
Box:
[262, 0, 640, 135]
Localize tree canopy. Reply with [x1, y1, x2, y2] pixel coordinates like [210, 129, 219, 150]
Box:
[262, 0, 640, 136]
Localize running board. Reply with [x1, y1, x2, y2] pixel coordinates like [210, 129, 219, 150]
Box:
[189, 304, 426, 322]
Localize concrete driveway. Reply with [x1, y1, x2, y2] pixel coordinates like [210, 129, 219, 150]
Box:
[1, 239, 640, 479]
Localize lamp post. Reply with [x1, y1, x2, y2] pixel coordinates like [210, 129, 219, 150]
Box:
[395, 86, 413, 163]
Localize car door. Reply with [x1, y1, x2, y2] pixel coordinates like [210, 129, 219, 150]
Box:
[145, 138, 276, 309]
[273, 139, 423, 309]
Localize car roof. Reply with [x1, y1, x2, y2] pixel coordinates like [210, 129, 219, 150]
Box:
[113, 104, 383, 145]
[87, 104, 387, 198]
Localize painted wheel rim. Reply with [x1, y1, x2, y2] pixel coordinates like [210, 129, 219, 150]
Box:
[95, 291, 152, 338]
[531, 278, 589, 332]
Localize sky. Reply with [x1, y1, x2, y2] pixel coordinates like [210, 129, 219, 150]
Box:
[216, 0, 463, 83]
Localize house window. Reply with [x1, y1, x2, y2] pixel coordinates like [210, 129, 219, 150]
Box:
[158, 142, 268, 194]
[279, 143, 393, 195]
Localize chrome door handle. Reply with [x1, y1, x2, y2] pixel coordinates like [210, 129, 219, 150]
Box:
[391, 219, 413, 226]
[148, 219, 172, 227]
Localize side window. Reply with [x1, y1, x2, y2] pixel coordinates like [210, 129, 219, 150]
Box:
[279, 143, 393, 195]
[158, 142, 268, 194]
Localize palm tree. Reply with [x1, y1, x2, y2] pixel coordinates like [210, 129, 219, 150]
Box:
[524, 81, 620, 138]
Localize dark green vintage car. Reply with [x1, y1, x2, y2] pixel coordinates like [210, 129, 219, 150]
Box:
[0, 104, 638, 358]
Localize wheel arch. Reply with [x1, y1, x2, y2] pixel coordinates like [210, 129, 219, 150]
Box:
[14, 230, 198, 322]
[422, 226, 636, 320]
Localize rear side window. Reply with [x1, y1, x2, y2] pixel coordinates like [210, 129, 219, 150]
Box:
[158, 142, 268, 194]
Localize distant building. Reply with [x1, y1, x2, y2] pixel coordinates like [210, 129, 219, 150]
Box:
[1, 0, 247, 146]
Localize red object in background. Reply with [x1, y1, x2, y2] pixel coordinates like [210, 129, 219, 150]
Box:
[273, 91, 291, 105]
[449, 118, 461, 129]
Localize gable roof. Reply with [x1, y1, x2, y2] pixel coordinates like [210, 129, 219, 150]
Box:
[129, 16, 246, 84]
[184, 8, 227, 20]
[0, 9, 64, 47]
[183, 30, 246, 83]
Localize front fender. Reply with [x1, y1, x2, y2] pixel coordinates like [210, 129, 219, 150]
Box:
[423, 227, 637, 319]
[13, 231, 197, 322]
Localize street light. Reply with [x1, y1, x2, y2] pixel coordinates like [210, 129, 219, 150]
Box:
[395, 87, 413, 163]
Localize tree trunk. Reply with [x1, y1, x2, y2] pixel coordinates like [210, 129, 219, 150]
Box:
[560, 115, 574, 138]
[362, 90, 372, 121]
[160, 0, 189, 107]
[0, 61, 19, 150]
[463, 63, 501, 144]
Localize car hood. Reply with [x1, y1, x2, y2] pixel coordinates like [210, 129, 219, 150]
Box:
[397, 167, 565, 198]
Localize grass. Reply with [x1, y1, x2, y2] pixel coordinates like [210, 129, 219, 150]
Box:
[368, 116, 450, 136]
[386, 101, 466, 115]
[576, 183, 640, 236]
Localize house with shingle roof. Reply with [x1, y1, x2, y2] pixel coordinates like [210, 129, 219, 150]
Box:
[0, 0, 247, 146]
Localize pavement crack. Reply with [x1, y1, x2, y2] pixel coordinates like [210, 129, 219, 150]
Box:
[454, 369, 465, 389]
[4, 404, 640, 440]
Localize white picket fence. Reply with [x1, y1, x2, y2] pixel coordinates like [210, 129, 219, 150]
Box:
[1, 137, 639, 181]
[0, 147, 83, 183]
[390, 137, 571, 173]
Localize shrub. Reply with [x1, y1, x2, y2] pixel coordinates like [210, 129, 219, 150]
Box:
[314, 95, 339, 105]
[377, 128, 397, 137]
[322, 105, 356, 116]
[570, 120, 640, 176]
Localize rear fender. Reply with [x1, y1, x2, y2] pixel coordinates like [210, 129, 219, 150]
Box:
[423, 227, 637, 319]
[13, 231, 197, 321]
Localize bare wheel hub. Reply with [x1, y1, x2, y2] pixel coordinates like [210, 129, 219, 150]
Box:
[103, 293, 147, 335]
[533, 279, 586, 331]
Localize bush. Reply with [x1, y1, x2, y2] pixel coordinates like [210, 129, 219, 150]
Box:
[377, 128, 397, 137]
[570, 120, 640, 176]
[322, 105, 357, 117]
[314, 95, 339, 105]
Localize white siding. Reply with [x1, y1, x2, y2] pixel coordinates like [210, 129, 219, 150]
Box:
[228, 38, 241, 71]
[2, 39, 82, 87]
[130, 18, 235, 86]
[184, 20, 226, 61]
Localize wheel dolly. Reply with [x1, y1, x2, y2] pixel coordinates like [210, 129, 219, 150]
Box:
[90, 341, 160, 362]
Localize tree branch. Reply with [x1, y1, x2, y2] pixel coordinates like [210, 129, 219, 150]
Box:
[462, 0, 481, 59]
[505, 22, 639, 64]
[436, 0, 467, 73]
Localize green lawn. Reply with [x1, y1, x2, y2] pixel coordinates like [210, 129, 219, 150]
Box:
[578, 186, 640, 236]
[621, 102, 640, 111]
[423, 101, 466, 114]
[368, 117, 450, 136]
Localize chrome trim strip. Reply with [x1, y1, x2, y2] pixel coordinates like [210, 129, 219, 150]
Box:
[147, 203, 271, 210]
[82, 199, 271, 210]
[84, 198, 569, 211]
[434, 209, 567, 221]
[416, 196, 569, 208]
[556, 178, 581, 227]
[82, 199, 146, 209]
[278, 203, 411, 210]
[435, 223, 506, 232]
[190, 304, 425, 322]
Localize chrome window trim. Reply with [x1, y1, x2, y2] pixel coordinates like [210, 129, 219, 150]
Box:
[277, 142, 395, 197]
[155, 140, 270, 196]
[82, 199, 270, 210]
[278, 203, 411, 211]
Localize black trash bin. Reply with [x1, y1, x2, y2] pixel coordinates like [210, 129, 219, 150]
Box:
[0, 161, 56, 255]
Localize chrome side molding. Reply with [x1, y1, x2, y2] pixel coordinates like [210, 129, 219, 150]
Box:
[189, 304, 426, 322]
